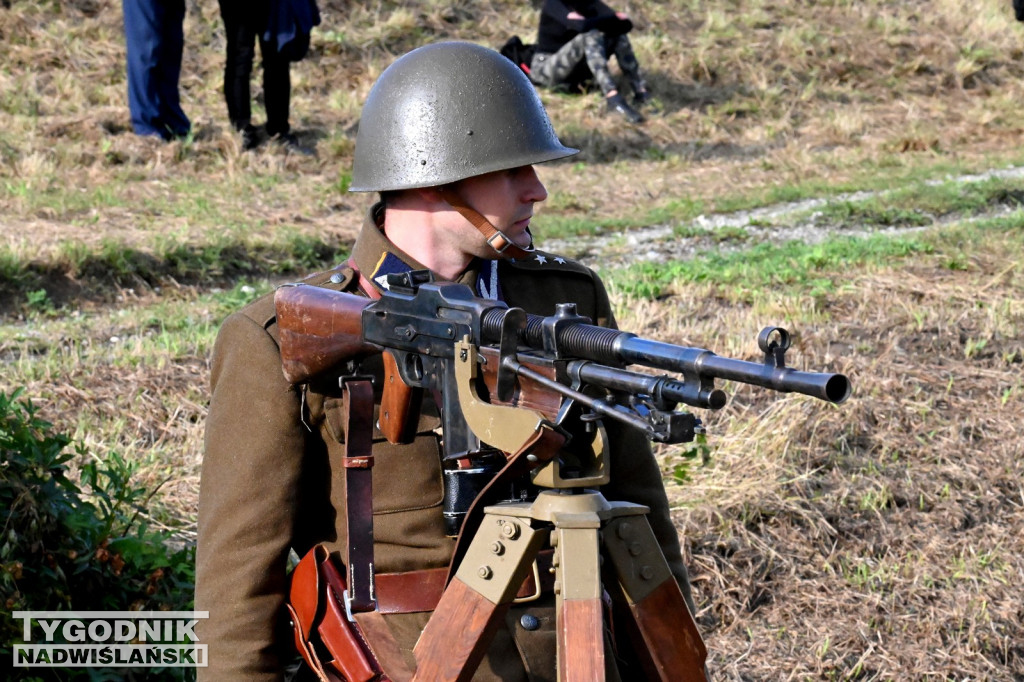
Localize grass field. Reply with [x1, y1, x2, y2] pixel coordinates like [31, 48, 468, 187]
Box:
[2, 0, 1023, 678]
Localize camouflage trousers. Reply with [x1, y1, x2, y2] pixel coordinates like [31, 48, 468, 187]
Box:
[529, 29, 646, 97]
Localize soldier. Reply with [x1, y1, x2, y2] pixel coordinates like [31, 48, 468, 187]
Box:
[196, 41, 698, 680]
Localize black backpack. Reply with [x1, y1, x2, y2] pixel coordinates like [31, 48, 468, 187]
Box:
[499, 36, 537, 76]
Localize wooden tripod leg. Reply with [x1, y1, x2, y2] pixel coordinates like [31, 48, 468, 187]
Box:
[603, 516, 707, 682]
[413, 514, 545, 682]
[552, 519, 605, 682]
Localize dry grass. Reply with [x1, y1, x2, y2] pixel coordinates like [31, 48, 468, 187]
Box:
[625, 228, 1024, 678]
[2, 0, 1024, 678]
[2, 0, 1024, 272]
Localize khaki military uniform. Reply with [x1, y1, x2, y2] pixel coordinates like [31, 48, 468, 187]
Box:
[196, 205, 695, 681]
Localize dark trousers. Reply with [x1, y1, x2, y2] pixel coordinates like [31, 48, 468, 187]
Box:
[218, 0, 291, 136]
[123, 0, 191, 139]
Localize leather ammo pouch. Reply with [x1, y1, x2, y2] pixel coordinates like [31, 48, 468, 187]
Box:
[288, 544, 382, 682]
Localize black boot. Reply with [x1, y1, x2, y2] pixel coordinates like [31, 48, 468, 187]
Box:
[606, 93, 644, 124]
[240, 125, 260, 151]
[232, 120, 261, 151]
[270, 132, 316, 157]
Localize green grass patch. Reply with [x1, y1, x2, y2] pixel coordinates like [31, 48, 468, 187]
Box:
[1, 280, 271, 382]
[808, 177, 1024, 229]
[610, 232, 925, 300]
[0, 233, 344, 314]
[542, 163, 1024, 245]
[610, 210, 1024, 301]
[813, 199, 933, 229]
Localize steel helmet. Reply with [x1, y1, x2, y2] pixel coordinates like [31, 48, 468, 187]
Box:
[349, 41, 578, 192]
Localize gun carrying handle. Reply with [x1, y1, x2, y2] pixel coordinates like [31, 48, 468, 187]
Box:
[378, 350, 421, 445]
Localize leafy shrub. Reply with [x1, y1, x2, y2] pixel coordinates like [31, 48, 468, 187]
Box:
[0, 389, 196, 680]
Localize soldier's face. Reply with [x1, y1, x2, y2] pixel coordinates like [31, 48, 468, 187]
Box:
[454, 165, 548, 250]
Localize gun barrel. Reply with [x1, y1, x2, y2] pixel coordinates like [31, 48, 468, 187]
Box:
[618, 337, 851, 405]
[692, 350, 850, 404]
[483, 311, 850, 405]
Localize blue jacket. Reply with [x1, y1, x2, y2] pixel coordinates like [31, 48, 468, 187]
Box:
[264, 0, 321, 61]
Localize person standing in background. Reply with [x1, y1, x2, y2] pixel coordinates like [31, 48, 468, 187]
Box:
[217, 0, 311, 153]
[123, 0, 191, 140]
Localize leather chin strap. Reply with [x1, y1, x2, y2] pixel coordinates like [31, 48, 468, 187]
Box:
[436, 186, 536, 260]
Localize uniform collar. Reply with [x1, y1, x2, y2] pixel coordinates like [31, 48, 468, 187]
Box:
[350, 202, 503, 301]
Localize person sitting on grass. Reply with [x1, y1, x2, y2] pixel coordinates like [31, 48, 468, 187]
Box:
[529, 0, 651, 124]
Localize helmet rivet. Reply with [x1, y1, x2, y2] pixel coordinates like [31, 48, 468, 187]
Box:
[467, 130, 473, 136]
[420, 159, 427, 165]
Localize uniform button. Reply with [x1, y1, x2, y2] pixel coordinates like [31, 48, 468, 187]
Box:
[329, 272, 344, 284]
[519, 614, 540, 631]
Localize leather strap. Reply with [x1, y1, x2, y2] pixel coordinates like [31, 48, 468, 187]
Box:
[374, 568, 448, 614]
[340, 259, 383, 613]
[341, 378, 377, 613]
[374, 550, 556, 614]
[436, 186, 536, 260]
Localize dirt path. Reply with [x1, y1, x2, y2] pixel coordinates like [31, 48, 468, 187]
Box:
[544, 166, 1024, 269]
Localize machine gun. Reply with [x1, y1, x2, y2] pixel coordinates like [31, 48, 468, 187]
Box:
[274, 271, 850, 682]
[277, 270, 848, 454]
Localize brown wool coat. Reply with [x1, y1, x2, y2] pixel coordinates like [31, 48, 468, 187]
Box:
[196, 209, 695, 681]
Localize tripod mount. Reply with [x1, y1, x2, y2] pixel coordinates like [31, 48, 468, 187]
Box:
[410, 338, 708, 681]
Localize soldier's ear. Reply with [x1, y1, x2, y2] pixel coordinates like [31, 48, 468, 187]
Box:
[382, 187, 442, 210]
[418, 185, 447, 205]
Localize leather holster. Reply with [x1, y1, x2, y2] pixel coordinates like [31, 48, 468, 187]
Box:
[288, 544, 382, 682]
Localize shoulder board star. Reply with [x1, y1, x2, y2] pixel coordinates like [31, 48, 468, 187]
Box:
[503, 251, 590, 274]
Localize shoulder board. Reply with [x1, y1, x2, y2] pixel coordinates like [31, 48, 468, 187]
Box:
[504, 250, 592, 275]
[301, 265, 357, 292]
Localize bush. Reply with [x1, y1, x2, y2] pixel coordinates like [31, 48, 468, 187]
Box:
[0, 389, 196, 681]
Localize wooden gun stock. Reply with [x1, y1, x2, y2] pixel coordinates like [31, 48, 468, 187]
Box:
[274, 285, 376, 384]
[274, 284, 420, 444]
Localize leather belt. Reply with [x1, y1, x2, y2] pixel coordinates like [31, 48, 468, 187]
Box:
[374, 549, 555, 614]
